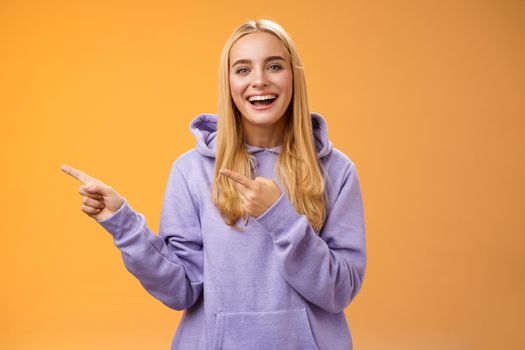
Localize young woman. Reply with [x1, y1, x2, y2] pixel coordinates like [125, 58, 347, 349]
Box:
[62, 19, 366, 350]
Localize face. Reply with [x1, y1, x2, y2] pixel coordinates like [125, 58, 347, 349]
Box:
[229, 31, 293, 131]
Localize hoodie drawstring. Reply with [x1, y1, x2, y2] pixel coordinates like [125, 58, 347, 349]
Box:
[249, 155, 258, 173]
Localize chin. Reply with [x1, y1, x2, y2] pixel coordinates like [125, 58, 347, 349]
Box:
[240, 106, 288, 125]
[242, 112, 284, 126]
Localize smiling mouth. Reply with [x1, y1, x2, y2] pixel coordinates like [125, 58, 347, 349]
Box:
[247, 94, 278, 106]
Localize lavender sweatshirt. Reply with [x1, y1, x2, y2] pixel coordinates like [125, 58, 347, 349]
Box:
[97, 113, 366, 349]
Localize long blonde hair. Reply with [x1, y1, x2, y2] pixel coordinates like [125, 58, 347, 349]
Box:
[212, 19, 327, 233]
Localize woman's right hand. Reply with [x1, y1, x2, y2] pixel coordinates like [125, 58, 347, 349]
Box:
[61, 164, 126, 222]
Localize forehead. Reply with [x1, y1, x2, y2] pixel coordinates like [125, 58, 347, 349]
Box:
[229, 32, 288, 63]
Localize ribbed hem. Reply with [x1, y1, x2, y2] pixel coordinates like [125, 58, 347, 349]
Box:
[254, 192, 302, 240]
[96, 200, 142, 239]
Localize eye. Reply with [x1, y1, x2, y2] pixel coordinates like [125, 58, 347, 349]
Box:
[235, 67, 249, 74]
[268, 64, 282, 71]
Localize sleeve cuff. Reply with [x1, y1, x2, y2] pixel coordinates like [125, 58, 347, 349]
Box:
[96, 199, 143, 239]
[254, 192, 303, 240]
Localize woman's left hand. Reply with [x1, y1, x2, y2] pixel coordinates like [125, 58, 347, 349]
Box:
[219, 168, 282, 218]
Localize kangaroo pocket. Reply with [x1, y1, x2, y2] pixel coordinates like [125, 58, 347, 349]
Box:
[211, 307, 319, 350]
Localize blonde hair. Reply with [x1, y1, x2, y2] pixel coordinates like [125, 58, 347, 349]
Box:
[212, 19, 327, 233]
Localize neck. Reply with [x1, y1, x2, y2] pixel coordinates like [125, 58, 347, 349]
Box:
[242, 117, 286, 148]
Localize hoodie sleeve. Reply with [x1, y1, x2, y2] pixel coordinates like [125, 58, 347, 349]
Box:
[96, 162, 203, 311]
[252, 162, 366, 314]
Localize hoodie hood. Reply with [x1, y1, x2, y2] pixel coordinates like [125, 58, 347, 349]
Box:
[189, 113, 333, 159]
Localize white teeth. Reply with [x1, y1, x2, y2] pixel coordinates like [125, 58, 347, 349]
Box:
[248, 95, 277, 102]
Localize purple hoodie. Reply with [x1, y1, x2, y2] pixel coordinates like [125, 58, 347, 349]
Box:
[97, 113, 366, 349]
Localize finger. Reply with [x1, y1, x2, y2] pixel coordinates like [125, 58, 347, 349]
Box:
[82, 196, 105, 209]
[81, 204, 102, 215]
[238, 195, 248, 209]
[78, 185, 102, 200]
[236, 185, 250, 202]
[254, 177, 275, 186]
[61, 164, 96, 185]
[232, 180, 254, 207]
[83, 181, 114, 197]
[219, 168, 253, 189]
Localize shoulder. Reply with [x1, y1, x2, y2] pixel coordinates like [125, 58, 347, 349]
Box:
[321, 147, 360, 204]
[172, 148, 201, 169]
[170, 148, 213, 173]
[322, 147, 357, 177]
[166, 149, 214, 201]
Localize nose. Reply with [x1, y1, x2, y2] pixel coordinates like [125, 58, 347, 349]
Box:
[251, 68, 270, 88]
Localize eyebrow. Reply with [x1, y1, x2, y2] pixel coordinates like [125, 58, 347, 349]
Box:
[231, 55, 286, 67]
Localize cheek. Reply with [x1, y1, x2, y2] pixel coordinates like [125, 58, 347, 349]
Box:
[277, 72, 293, 97]
[229, 77, 244, 100]
[228, 79, 242, 110]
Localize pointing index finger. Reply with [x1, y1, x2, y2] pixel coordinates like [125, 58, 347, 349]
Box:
[60, 164, 95, 184]
[219, 168, 253, 188]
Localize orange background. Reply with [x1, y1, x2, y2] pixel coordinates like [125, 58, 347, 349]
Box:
[1, 0, 524, 349]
